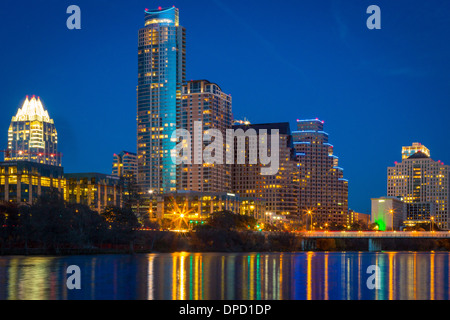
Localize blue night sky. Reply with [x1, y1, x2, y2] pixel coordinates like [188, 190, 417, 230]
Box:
[1, 0, 449, 214]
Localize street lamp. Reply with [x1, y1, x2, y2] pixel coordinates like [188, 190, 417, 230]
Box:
[388, 209, 394, 231]
[306, 210, 314, 231]
[148, 190, 155, 220]
[430, 216, 434, 231]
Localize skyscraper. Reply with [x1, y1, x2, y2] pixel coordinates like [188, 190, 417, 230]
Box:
[232, 122, 299, 218]
[5, 96, 61, 166]
[293, 119, 348, 227]
[137, 7, 186, 194]
[178, 80, 232, 192]
[388, 144, 449, 229]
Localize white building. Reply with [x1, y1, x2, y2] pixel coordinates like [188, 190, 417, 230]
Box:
[371, 197, 406, 230]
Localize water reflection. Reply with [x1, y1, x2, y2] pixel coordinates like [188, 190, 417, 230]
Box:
[0, 252, 449, 300]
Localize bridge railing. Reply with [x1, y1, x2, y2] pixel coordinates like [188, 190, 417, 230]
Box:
[298, 231, 450, 239]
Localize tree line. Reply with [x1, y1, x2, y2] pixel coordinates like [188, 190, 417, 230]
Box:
[0, 190, 140, 255]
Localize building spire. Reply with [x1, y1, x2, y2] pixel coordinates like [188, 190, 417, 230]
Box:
[13, 95, 52, 123]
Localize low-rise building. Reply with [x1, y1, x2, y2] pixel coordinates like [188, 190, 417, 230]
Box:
[371, 197, 406, 230]
[154, 191, 265, 229]
[348, 209, 371, 226]
[0, 161, 65, 203]
[65, 173, 122, 212]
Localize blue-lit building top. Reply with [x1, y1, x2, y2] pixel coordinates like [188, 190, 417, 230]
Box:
[137, 7, 186, 194]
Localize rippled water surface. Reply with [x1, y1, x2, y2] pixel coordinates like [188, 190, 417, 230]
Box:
[0, 252, 449, 300]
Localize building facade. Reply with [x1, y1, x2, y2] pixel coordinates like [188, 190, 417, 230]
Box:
[0, 161, 65, 204]
[65, 173, 122, 213]
[387, 144, 449, 229]
[137, 7, 186, 194]
[178, 80, 232, 192]
[347, 209, 371, 227]
[112, 151, 138, 178]
[371, 197, 406, 230]
[155, 191, 265, 229]
[232, 122, 299, 218]
[293, 119, 348, 226]
[5, 96, 61, 166]
[0, 162, 123, 213]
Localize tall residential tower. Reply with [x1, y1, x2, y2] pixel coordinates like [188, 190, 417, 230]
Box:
[232, 122, 299, 218]
[293, 119, 348, 227]
[178, 80, 232, 192]
[137, 7, 186, 194]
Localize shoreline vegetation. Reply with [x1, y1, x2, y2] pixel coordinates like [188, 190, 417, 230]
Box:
[1, 233, 450, 256]
[2, 192, 450, 256]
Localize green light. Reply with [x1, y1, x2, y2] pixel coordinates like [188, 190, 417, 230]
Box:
[375, 219, 386, 231]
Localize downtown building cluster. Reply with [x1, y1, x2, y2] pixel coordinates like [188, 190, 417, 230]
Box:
[7, 6, 446, 232]
[130, 7, 351, 230]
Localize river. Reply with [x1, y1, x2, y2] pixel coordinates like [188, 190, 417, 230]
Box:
[0, 252, 448, 300]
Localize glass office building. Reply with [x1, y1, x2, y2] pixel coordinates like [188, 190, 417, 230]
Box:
[137, 7, 186, 194]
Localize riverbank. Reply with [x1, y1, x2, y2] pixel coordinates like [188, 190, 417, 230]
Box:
[2, 231, 450, 255]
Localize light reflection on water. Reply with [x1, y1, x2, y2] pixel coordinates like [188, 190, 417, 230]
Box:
[0, 252, 449, 300]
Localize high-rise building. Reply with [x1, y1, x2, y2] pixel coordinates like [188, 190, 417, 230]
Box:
[137, 7, 186, 194]
[5, 96, 61, 166]
[232, 122, 299, 217]
[388, 145, 449, 229]
[112, 151, 138, 179]
[178, 80, 232, 192]
[293, 119, 348, 226]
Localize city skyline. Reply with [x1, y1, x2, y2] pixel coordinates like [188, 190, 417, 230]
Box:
[1, 0, 450, 214]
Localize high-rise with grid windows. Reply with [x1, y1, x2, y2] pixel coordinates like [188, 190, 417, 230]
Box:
[231, 122, 299, 217]
[293, 119, 348, 226]
[178, 80, 232, 192]
[137, 7, 186, 194]
[388, 145, 449, 229]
